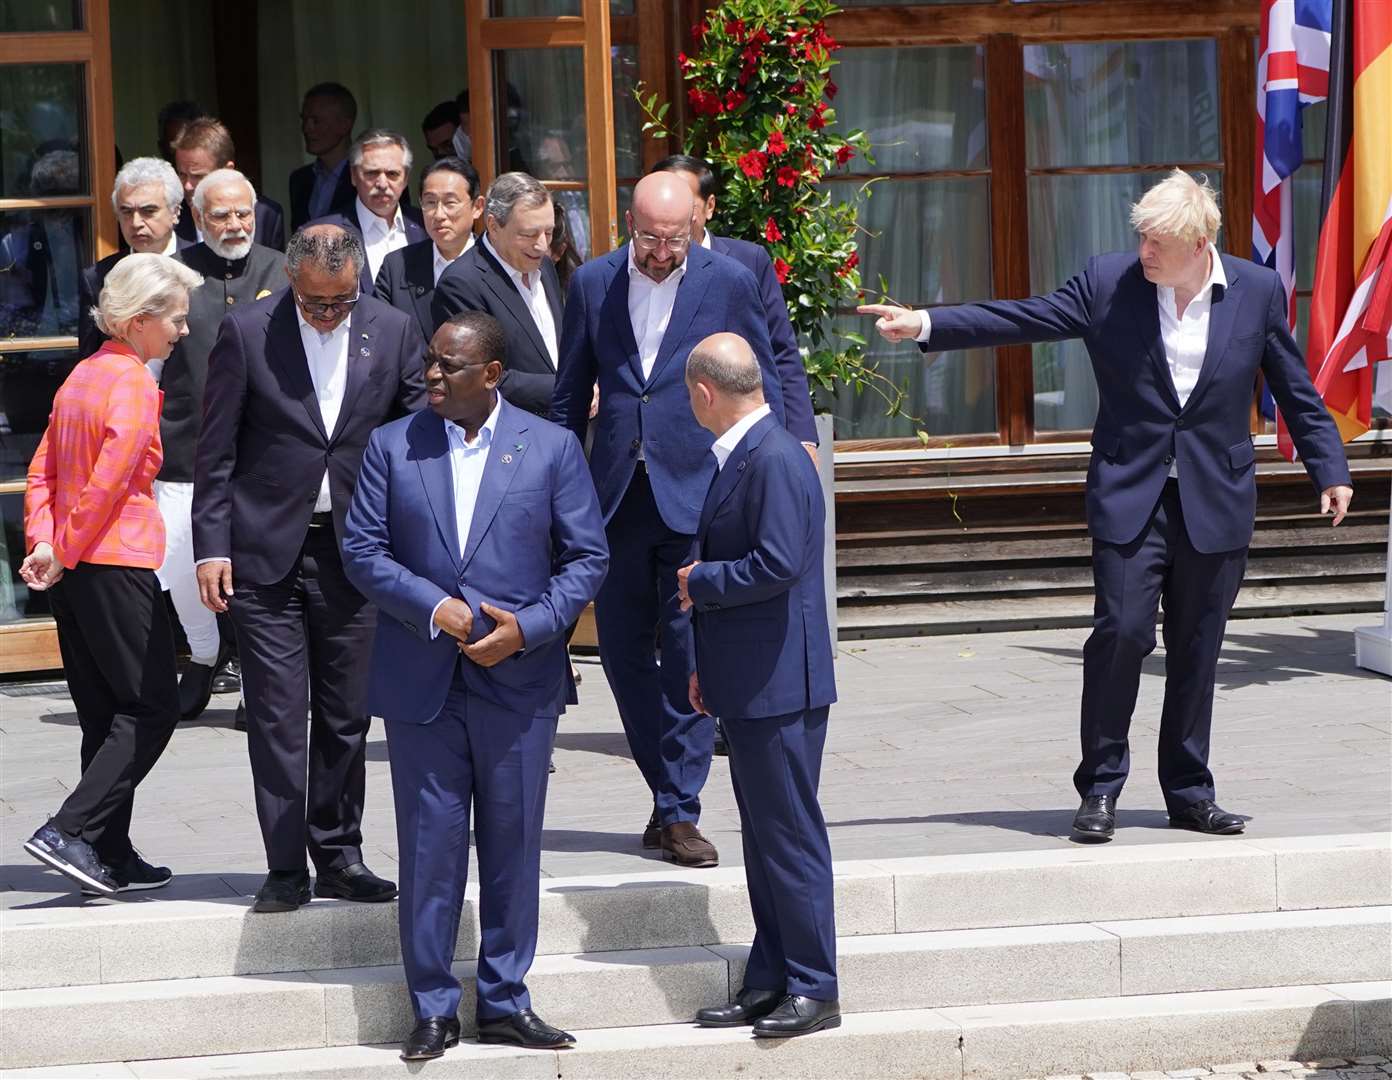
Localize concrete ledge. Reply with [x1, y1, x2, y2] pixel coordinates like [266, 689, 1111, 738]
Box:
[1328, 980, 1392, 1056]
[1247, 834, 1392, 910]
[1097, 906, 1392, 994]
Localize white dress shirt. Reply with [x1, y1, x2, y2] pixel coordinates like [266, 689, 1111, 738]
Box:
[711, 403, 771, 471]
[626, 244, 686, 382]
[296, 307, 351, 511]
[429, 394, 502, 637]
[432, 233, 475, 287]
[357, 196, 411, 284]
[482, 233, 558, 365]
[698, 229, 712, 250]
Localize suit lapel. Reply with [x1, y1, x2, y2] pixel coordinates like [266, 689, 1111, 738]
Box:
[271, 297, 329, 442]
[461, 400, 530, 571]
[696, 413, 776, 542]
[404, 243, 436, 339]
[413, 412, 462, 571]
[602, 252, 644, 383]
[1124, 268, 1181, 412]
[646, 247, 714, 388]
[543, 258, 564, 329]
[331, 301, 374, 444]
[478, 244, 553, 366]
[1183, 260, 1241, 413]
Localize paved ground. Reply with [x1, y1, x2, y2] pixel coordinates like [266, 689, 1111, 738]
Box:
[1, 612, 1388, 910]
[1032, 1055, 1391, 1080]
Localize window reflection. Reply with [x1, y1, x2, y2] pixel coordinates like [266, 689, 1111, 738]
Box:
[0, 63, 88, 200]
[1, 209, 91, 341]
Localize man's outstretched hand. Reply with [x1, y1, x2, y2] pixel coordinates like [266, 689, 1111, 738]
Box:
[858, 303, 923, 343]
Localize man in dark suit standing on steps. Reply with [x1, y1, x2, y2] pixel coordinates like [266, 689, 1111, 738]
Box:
[551, 171, 788, 868]
[374, 157, 483, 343]
[192, 224, 426, 913]
[432, 172, 563, 415]
[862, 170, 1353, 844]
[679, 332, 840, 1039]
[288, 83, 358, 232]
[652, 155, 819, 455]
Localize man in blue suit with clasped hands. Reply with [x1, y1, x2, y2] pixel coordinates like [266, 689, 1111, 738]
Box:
[862, 170, 1352, 845]
[551, 171, 788, 868]
[341, 312, 607, 1061]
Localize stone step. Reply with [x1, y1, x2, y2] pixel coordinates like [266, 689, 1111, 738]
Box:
[2, 907, 1386, 1070]
[5, 981, 1388, 1079]
[4, 835, 1387, 992]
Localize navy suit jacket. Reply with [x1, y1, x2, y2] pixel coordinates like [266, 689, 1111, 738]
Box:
[175, 196, 286, 253]
[288, 162, 356, 232]
[191, 290, 427, 585]
[373, 238, 439, 343]
[310, 203, 428, 297]
[341, 400, 608, 723]
[923, 252, 1352, 553]
[431, 241, 564, 415]
[709, 232, 817, 445]
[550, 243, 786, 535]
[688, 413, 837, 719]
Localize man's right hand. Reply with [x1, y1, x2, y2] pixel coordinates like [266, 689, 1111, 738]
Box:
[197, 560, 234, 613]
[858, 303, 925, 343]
[433, 597, 474, 642]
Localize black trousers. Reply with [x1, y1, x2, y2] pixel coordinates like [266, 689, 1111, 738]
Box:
[48, 563, 180, 864]
[1077, 479, 1248, 812]
[229, 525, 375, 873]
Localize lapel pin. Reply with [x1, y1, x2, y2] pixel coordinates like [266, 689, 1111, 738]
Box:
[513, 442, 525, 451]
[360, 346, 371, 356]
[361, 332, 369, 339]
[501, 453, 514, 464]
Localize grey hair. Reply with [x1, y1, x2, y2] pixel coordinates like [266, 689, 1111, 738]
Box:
[686, 340, 763, 397]
[111, 157, 182, 213]
[484, 172, 551, 227]
[192, 168, 257, 215]
[349, 128, 413, 171]
[286, 225, 365, 278]
[92, 252, 203, 338]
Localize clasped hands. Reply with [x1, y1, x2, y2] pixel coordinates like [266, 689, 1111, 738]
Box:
[432, 596, 524, 667]
[18, 542, 63, 591]
[676, 560, 701, 612]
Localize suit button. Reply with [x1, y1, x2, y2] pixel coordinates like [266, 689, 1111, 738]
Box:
[225, 271, 233, 279]
[641, 394, 650, 404]
[1163, 454, 1174, 465]
[226, 296, 235, 305]
[631, 439, 640, 449]
[1176, 417, 1185, 429]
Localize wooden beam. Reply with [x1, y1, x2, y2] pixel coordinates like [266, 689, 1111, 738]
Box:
[1220, 27, 1257, 261]
[984, 33, 1033, 447]
[637, 0, 674, 171]
[87, 0, 118, 259]
[582, 0, 619, 253]
[826, 0, 1260, 48]
[466, 0, 498, 190]
[0, 196, 93, 211]
[0, 337, 79, 354]
[478, 17, 587, 48]
[0, 33, 91, 63]
[0, 622, 62, 676]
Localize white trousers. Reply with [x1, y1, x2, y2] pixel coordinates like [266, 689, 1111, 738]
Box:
[154, 480, 221, 664]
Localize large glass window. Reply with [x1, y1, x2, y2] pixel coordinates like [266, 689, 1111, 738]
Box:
[826, 44, 995, 440]
[1024, 39, 1222, 432]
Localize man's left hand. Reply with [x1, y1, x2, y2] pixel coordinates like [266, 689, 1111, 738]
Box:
[461, 603, 525, 667]
[1320, 484, 1353, 526]
[676, 561, 700, 612]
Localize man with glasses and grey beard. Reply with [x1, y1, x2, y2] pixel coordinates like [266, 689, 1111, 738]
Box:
[159, 169, 286, 723]
[192, 223, 425, 913]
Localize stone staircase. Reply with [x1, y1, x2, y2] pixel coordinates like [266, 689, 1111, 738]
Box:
[2, 833, 1388, 1078]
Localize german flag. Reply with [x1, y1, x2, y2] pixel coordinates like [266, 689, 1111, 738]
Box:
[1279, 0, 1392, 458]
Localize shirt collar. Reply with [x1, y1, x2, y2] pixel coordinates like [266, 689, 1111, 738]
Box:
[445, 392, 502, 450]
[356, 195, 403, 239]
[626, 242, 687, 287]
[698, 229, 711, 250]
[161, 232, 179, 257]
[1160, 244, 1228, 306]
[482, 232, 541, 290]
[711, 403, 771, 470]
[433, 237, 472, 283]
[294, 304, 351, 343]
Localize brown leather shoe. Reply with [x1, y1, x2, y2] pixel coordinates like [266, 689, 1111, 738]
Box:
[641, 806, 661, 849]
[661, 821, 718, 867]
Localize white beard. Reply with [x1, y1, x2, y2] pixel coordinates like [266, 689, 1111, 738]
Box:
[206, 232, 252, 261]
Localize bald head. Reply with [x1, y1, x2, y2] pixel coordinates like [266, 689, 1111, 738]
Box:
[688, 332, 764, 397]
[632, 171, 695, 228]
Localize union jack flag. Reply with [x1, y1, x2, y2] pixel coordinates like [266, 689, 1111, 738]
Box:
[1252, 0, 1332, 331]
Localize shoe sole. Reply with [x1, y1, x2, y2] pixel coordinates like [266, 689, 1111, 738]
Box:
[1168, 819, 1245, 835]
[477, 1034, 576, 1050]
[82, 875, 173, 896]
[662, 850, 719, 868]
[1069, 828, 1114, 843]
[24, 839, 116, 895]
[313, 885, 398, 902]
[401, 1036, 458, 1061]
[695, 1016, 766, 1028]
[642, 835, 661, 850]
[753, 1014, 842, 1039]
[252, 894, 310, 913]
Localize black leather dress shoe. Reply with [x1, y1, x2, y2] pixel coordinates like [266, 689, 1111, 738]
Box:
[642, 806, 661, 849]
[232, 702, 247, 731]
[252, 870, 311, 913]
[752, 995, 841, 1038]
[314, 862, 397, 902]
[211, 655, 241, 695]
[401, 1016, 460, 1061]
[1169, 799, 1245, 834]
[477, 1008, 576, 1049]
[177, 661, 217, 722]
[1071, 794, 1117, 843]
[713, 717, 729, 757]
[696, 986, 784, 1027]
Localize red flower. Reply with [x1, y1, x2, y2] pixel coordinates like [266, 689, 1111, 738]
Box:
[789, 80, 806, 96]
[764, 217, 783, 243]
[724, 89, 747, 111]
[774, 257, 792, 284]
[766, 129, 788, 155]
[775, 166, 801, 188]
[691, 20, 708, 39]
[835, 144, 855, 165]
[738, 150, 769, 179]
[826, 79, 839, 99]
[724, 18, 745, 39]
[687, 87, 723, 116]
[739, 62, 757, 86]
[677, 52, 690, 70]
[808, 101, 829, 130]
[786, 103, 799, 116]
[836, 252, 860, 277]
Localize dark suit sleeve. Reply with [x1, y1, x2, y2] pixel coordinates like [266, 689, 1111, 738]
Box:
[429, 263, 467, 328]
[192, 312, 249, 561]
[372, 258, 395, 305]
[341, 428, 452, 641]
[1260, 276, 1352, 493]
[498, 368, 556, 415]
[395, 316, 427, 413]
[550, 272, 597, 439]
[922, 262, 1095, 353]
[77, 266, 103, 359]
[728, 266, 786, 427]
[687, 450, 805, 611]
[261, 200, 286, 253]
[512, 431, 609, 652]
[751, 247, 818, 444]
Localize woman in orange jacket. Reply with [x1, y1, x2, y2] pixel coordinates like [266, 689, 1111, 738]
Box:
[20, 251, 203, 896]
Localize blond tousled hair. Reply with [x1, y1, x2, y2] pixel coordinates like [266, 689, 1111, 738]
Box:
[93, 253, 203, 339]
[1129, 169, 1222, 246]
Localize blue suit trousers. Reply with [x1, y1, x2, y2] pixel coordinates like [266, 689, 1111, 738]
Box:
[386, 671, 555, 1022]
[723, 705, 838, 1001]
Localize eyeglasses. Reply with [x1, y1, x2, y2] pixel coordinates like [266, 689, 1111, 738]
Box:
[206, 208, 255, 224]
[294, 289, 360, 317]
[633, 232, 690, 253]
[426, 355, 493, 375]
